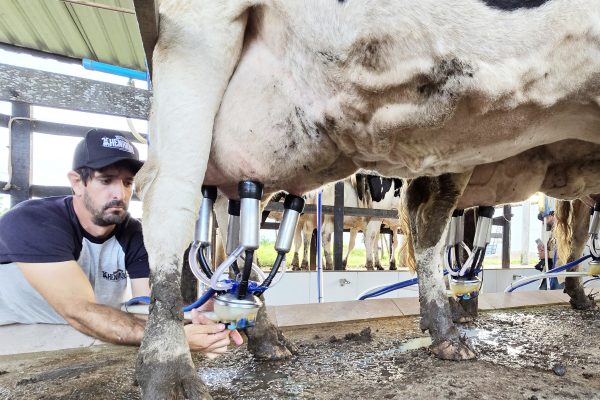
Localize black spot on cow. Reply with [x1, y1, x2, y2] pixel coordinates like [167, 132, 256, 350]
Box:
[480, 0, 551, 11]
[393, 179, 403, 197]
[417, 58, 473, 99]
[349, 35, 393, 72]
[356, 174, 401, 203]
[317, 50, 340, 64]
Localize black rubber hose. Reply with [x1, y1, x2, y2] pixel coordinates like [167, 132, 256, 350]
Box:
[237, 250, 254, 299]
[260, 252, 285, 289]
[198, 245, 213, 279]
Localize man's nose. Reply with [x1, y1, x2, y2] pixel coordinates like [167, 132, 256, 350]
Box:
[111, 181, 127, 199]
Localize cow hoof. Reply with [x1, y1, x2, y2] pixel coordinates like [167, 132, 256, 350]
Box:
[570, 295, 597, 310]
[301, 261, 309, 270]
[389, 264, 397, 271]
[291, 265, 301, 271]
[430, 339, 477, 361]
[249, 335, 296, 361]
[136, 355, 211, 400]
[246, 309, 297, 361]
[375, 264, 384, 270]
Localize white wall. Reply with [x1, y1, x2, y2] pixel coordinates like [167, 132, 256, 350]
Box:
[262, 268, 580, 306]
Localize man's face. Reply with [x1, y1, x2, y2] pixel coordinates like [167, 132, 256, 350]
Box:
[82, 166, 135, 226]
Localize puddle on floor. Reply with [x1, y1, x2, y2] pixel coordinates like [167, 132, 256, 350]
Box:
[398, 336, 432, 352]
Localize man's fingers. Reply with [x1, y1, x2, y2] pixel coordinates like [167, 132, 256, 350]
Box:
[195, 313, 219, 326]
[194, 317, 225, 333]
[205, 337, 231, 352]
[230, 329, 244, 346]
[190, 308, 201, 324]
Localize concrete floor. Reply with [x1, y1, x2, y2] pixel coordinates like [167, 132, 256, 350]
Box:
[1, 288, 596, 356]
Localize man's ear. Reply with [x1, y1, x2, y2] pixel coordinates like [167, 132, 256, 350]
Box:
[68, 171, 84, 197]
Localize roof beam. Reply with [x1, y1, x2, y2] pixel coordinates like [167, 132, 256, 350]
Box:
[133, 0, 159, 77]
[0, 63, 151, 119]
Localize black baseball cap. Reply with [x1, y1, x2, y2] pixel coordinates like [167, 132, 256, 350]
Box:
[73, 129, 144, 173]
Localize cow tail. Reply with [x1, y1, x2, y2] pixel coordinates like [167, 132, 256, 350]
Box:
[554, 199, 572, 266]
[399, 197, 416, 273]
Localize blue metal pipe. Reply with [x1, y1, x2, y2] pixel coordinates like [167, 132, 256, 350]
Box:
[82, 58, 148, 81]
[506, 254, 592, 292]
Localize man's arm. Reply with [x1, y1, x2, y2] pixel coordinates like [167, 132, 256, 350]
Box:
[17, 261, 243, 354]
[130, 277, 151, 297]
[17, 261, 145, 345]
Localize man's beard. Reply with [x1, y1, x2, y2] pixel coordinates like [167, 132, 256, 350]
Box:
[84, 193, 128, 226]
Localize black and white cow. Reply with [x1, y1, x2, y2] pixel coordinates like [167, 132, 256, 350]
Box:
[135, 1, 600, 397]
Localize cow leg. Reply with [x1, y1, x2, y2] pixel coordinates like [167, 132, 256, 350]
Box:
[133, 3, 253, 398]
[322, 219, 334, 270]
[342, 228, 357, 268]
[374, 233, 384, 270]
[246, 301, 297, 359]
[290, 220, 303, 270]
[301, 224, 312, 270]
[389, 230, 398, 270]
[404, 173, 476, 361]
[364, 222, 378, 270]
[556, 199, 597, 310]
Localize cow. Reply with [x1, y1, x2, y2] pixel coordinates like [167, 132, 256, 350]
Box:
[400, 140, 600, 324]
[289, 174, 402, 271]
[355, 174, 403, 270]
[135, 1, 600, 397]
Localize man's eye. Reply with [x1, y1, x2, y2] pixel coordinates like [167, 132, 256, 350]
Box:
[124, 181, 134, 187]
[100, 179, 111, 185]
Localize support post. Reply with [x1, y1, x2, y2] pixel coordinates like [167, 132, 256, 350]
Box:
[309, 229, 317, 271]
[520, 202, 530, 265]
[333, 181, 344, 270]
[502, 205, 511, 269]
[9, 102, 32, 207]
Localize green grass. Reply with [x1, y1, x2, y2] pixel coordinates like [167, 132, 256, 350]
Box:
[256, 239, 391, 270]
[256, 240, 536, 270]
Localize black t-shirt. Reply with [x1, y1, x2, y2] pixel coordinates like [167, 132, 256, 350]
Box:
[0, 196, 150, 324]
[0, 196, 148, 278]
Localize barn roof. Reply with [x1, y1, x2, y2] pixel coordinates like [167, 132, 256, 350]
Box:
[0, 0, 147, 72]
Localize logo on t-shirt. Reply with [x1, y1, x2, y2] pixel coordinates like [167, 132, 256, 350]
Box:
[101, 135, 135, 154]
[102, 268, 127, 281]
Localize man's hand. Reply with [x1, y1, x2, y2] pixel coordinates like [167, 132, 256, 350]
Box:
[185, 308, 244, 359]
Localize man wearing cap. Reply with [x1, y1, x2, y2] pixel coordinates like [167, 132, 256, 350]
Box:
[0, 129, 242, 357]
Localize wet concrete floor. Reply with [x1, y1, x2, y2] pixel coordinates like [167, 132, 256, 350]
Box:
[0, 305, 598, 399]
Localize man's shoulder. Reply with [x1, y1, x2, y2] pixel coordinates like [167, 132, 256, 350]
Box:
[118, 214, 143, 234]
[1, 196, 71, 226]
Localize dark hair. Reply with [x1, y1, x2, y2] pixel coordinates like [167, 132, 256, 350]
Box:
[537, 210, 555, 222]
[75, 160, 138, 186]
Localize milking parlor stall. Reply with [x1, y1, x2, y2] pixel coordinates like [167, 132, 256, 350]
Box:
[1, 1, 600, 399]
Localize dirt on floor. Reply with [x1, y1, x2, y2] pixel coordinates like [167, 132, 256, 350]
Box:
[0, 305, 598, 400]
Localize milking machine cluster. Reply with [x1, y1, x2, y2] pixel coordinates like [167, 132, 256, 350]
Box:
[188, 181, 304, 329]
[444, 207, 494, 300]
[587, 203, 600, 276]
[124, 180, 304, 329]
[506, 202, 600, 292]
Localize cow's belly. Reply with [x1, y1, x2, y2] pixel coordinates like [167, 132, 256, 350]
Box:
[206, 3, 600, 198]
[457, 140, 600, 209]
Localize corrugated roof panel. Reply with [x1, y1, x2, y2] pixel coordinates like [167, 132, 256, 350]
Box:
[0, 0, 146, 71]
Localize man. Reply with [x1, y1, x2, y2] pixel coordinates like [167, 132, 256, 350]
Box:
[534, 211, 563, 290]
[0, 129, 242, 357]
